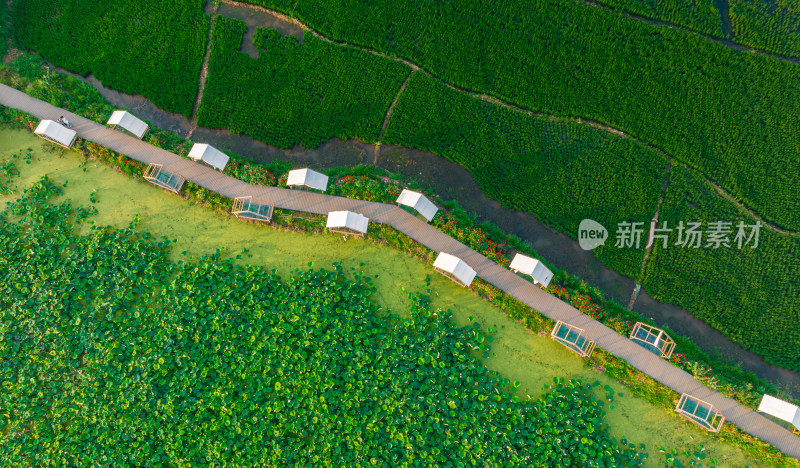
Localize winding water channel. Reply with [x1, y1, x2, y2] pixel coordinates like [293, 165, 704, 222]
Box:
[49, 3, 800, 394]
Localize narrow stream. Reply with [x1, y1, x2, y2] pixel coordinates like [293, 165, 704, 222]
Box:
[714, 0, 734, 39]
[48, 3, 800, 394]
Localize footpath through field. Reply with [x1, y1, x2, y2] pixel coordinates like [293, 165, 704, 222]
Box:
[2, 83, 798, 459]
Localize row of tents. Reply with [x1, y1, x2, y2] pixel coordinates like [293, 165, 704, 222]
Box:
[36, 110, 149, 148]
[33, 110, 800, 438]
[35, 111, 231, 171]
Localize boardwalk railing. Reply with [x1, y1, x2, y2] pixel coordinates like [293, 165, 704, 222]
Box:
[2, 83, 799, 459]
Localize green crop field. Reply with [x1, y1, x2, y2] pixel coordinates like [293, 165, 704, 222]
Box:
[198, 16, 410, 148]
[643, 166, 800, 371]
[12, 0, 209, 117]
[591, 0, 723, 37]
[550, 0, 800, 61]
[729, 0, 800, 58]
[0, 177, 646, 466]
[385, 74, 667, 279]
[0, 5, 12, 59]
[244, 0, 800, 232]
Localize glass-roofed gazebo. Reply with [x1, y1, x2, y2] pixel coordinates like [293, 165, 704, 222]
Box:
[232, 196, 274, 223]
[550, 321, 596, 358]
[629, 322, 676, 359]
[143, 163, 184, 194]
[675, 394, 725, 432]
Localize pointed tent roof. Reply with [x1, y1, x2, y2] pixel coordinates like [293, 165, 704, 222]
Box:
[433, 252, 477, 287]
[107, 110, 149, 139]
[187, 143, 229, 171]
[396, 189, 438, 221]
[286, 168, 329, 191]
[326, 210, 369, 234]
[759, 395, 800, 429]
[34, 120, 77, 148]
[509, 253, 553, 287]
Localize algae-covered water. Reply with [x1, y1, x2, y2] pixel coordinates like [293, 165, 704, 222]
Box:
[0, 127, 766, 466]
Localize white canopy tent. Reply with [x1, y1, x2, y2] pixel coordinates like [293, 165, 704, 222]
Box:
[509, 253, 553, 287]
[758, 395, 800, 432]
[188, 143, 229, 171]
[433, 252, 476, 287]
[287, 168, 329, 192]
[396, 189, 438, 222]
[34, 120, 77, 149]
[107, 110, 148, 139]
[326, 210, 369, 237]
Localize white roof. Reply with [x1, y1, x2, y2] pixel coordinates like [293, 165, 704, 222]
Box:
[509, 253, 553, 287]
[396, 189, 438, 221]
[187, 143, 229, 171]
[107, 110, 148, 139]
[433, 252, 477, 287]
[286, 168, 329, 191]
[326, 211, 369, 234]
[759, 395, 800, 428]
[34, 120, 76, 147]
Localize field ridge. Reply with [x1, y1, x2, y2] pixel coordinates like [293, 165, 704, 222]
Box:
[374, 69, 415, 164]
[188, 0, 222, 137]
[634, 160, 673, 290]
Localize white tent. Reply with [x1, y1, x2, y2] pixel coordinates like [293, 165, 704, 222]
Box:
[34, 120, 77, 148]
[326, 210, 369, 236]
[758, 395, 800, 431]
[509, 253, 553, 288]
[107, 110, 148, 139]
[396, 189, 438, 222]
[433, 252, 476, 287]
[188, 143, 229, 171]
[286, 168, 328, 192]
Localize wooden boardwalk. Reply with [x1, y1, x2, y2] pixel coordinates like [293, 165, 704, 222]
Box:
[2, 84, 798, 458]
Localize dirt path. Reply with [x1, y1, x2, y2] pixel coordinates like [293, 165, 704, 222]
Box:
[702, 173, 800, 237]
[188, 0, 221, 138]
[381, 70, 414, 137]
[629, 161, 673, 308]
[374, 69, 415, 165]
